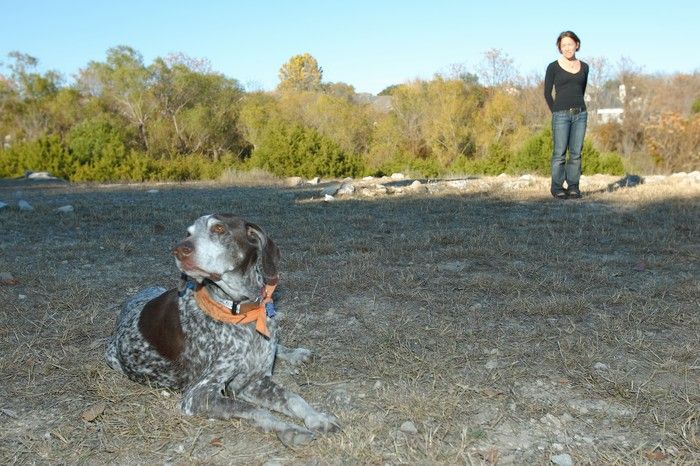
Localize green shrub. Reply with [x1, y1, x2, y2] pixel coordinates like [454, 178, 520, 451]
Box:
[448, 143, 512, 176]
[509, 127, 552, 175]
[507, 127, 625, 176]
[0, 135, 72, 179]
[692, 97, 700, 114]
[369, 152, 442, 178]
[247, 121, 364, 178]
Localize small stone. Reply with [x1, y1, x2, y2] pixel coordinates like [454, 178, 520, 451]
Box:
[321, 183, 341, 196]
[485, 358, 499, 370]
[56, 205, 74, 213]
[323, 194, 334, 202]
[18, 200, 33, 211]
[552, 443, 564, 451]
[551, 453, 573, 466]
[1, 408, 19, 419]
[307, 177, 320, 185]
[400, 421, 418, 434]
[81, 402, 107, 422]
[18, 294, 26, 299]
[373, 380, 383, 390]
[390, 173, 405, 180]
[146, 189, 159, 194]
[336, 182, 355, 196]
[447, 179, 468, 189]
[593, 362, 609, 370]
[262, 460, 285, 466]
[26, 171, 56, 179]
[0, 272, 18, 285]
[560, 412, 574, 423]
[327, 387, 352, 407]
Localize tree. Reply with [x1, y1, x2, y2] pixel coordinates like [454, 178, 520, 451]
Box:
[1, 52, 63, 140]
[77, 46, 155, 151]
[277, 53, 323, 92]
[477, 49, 516, 88]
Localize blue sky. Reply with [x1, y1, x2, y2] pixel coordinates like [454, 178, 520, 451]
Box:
[1, 0, 698, 94]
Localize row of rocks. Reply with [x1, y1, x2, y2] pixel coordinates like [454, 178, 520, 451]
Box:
[0, 199, 74, 213]
[297, 170, 700, 201]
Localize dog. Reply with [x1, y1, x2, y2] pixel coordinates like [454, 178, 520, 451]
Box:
[105, 214, 338, 446]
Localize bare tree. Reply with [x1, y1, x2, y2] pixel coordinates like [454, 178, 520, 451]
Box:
[477, 49, 516, 88]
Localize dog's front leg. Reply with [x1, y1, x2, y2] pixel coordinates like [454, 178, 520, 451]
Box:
[181, 378, 315, 447]
[241, 376, 340, 433]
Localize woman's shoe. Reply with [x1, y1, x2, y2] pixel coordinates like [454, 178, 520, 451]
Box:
[552, 190, 568, 199]
[567, 187, 582, 198]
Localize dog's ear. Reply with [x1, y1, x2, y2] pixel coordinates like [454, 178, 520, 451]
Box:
[246, 223, 280, 285]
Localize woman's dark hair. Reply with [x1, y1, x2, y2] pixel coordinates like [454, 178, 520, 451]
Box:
[556, 31, 581, 51]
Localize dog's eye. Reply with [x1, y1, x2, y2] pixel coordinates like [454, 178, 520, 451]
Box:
[211, 224, 226, 235]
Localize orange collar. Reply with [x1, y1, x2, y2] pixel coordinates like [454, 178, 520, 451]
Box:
[194, 284, 276, 338]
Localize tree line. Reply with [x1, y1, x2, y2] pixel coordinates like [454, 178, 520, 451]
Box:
[0, 47, 697, 182]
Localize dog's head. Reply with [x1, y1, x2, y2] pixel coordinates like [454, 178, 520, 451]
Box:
[172, 214, 280, 300]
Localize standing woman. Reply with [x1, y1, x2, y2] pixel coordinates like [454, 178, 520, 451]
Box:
[544, 31, 589, 199]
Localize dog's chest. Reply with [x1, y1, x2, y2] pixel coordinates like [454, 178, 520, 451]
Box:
[180, 297, 277, 381]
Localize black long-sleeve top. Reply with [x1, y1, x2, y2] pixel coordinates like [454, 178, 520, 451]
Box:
[544, 60, 589, 112]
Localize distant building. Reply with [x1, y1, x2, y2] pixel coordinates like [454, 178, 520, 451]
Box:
[596, 108, 624, 124]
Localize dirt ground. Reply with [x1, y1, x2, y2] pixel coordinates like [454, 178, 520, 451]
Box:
[0, 173, 698, 465]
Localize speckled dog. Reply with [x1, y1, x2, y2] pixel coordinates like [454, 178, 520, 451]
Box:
[105, 214, 338, 446]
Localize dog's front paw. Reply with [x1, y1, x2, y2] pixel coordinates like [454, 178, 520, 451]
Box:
[277, 425, 315, 447]
[305, 412, 340, 433]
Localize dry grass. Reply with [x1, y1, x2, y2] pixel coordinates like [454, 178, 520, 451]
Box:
[0, 174, 698, 465]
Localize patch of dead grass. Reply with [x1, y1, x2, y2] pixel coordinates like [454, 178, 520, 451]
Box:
[0, 174, 698, 464]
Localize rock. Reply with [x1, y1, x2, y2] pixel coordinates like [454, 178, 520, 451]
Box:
[1, 272, 19, 285]
[607, 174, 643, 191]
[323, 194, 334, 202]
[146, 189, 159, 194]
[551, 453, 573, 466]
[262, 460, 285, 466]
[593, 362, 609, 370]
[0, 201, 7, 209]
[362, 176, 375, 181]
[321, 183, 341, 196]
[390, 173, 405, 180]
[327, 387, 352, 407]
[18, 200, 33, 211]
[307, 177, 320, 185]
[485, 357, 499, 370]
[336, 182, 355, 196]
[447, 179, 469, 189]
[25, 171, 57, 180]
[400, 421, 418, 434]
[56, 205, 74, 213]
[373, 380, 383, 390]
[81, 402, 107, 422]
[286, 176, 303, 186]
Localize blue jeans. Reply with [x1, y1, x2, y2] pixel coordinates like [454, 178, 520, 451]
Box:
[551, 110, 587, 191]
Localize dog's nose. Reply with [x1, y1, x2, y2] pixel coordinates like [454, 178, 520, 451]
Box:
[172, 241, 193, 259]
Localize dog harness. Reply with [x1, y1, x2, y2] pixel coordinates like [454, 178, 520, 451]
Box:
[193, 283, 277, 338]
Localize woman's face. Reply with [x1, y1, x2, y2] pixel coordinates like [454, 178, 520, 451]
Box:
[559, 37, 578, 59]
